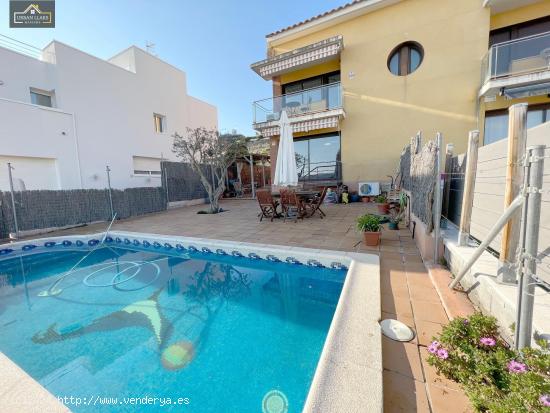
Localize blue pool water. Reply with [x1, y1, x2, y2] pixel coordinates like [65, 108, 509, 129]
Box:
[0, 243, 345, 412]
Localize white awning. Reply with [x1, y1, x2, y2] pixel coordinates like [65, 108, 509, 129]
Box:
[251, 36, 343, 80]
[257, 111, 344, 137]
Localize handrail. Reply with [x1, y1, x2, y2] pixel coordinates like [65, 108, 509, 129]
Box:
[254, 81, 341, 106]
[253, 82, 342, 124]
[449, 194, 525, 289]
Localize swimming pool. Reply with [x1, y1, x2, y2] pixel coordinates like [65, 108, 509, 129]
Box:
[0, 233, 353, 412]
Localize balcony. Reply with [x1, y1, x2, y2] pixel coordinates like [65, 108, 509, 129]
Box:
[251, 36, 343, 80]
[252, 82, 345, 136]
[480, 31, 550, 98]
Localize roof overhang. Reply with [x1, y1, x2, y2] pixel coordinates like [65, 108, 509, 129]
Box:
[267, 0, 402, 46]
[251, 36, 343, 80]
[482, 0, 544, 14]
[254, 108, 345, 137]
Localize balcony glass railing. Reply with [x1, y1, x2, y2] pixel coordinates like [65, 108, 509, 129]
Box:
[482, 31, 550, 83]
[253, 82, 342, 124]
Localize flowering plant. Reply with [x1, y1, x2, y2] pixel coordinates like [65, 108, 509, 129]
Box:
[427, 313, 550, 412]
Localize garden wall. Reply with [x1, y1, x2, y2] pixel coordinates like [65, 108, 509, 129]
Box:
[0, 187, 166, 239]
[161, 161, 210, 203]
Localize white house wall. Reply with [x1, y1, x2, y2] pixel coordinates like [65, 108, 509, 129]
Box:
[0, 41, 218, 190]
[0, 98, 80, 189]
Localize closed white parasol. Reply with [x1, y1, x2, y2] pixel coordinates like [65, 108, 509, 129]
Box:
[273, 110, 298, 187]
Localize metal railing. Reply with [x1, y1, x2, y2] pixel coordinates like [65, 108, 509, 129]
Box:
[0, 34, 47, 60]
[297, 161, 342, 182]
[253, 82, 342, 124]
[481, 31, 550, 83]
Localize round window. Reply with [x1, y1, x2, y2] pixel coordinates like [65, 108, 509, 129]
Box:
[388, 42, 424, 76]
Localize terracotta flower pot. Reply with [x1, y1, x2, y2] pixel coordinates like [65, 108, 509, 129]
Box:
[363, 231, 381, 246]
[376, 203, 390, 214]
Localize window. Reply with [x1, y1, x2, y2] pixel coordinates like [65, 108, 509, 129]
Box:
[281, 71, 340, 95]
[30, 89, 53, 107]
[484, 112, 509, 145]
[153, 113, 166, 133]
[132, 156, 162, 176]
[387, 42, 424, 76]
[294, 133, 341, 181]
[484, 104, 550, 145]
[489, 16, 550, 46]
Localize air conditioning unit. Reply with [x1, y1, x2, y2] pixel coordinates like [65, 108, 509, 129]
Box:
[358, 182, 380, 196]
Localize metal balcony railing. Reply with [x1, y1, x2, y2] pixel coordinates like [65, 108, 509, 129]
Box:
[482, 31, 550, 83]
[253, 82, 342, 124]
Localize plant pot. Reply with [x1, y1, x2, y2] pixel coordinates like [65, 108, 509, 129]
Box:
[361, 196, 370, 203]
[376, 203, 390, 214]
[388, 221, 399, 230]
[363, 231, 381, 246]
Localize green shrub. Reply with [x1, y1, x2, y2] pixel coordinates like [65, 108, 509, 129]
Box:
[356, 214, 381, 232]
[374, 194, 387, 203]
[427, 313, 550, 412]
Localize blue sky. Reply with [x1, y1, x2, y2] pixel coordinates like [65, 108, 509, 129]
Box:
[0, 0, 346, 135]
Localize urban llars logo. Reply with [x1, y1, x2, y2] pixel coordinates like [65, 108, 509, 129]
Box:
[262, 390, 289, 413]
[10, 0, 55, 28]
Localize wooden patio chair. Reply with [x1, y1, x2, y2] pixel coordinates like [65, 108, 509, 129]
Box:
[280, 189, 306, 222]
[257, 190, 279, 222]
[305, 187, 327, 219]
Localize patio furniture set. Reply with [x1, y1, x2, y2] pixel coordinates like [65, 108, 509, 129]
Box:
[257, 187, 327, 222]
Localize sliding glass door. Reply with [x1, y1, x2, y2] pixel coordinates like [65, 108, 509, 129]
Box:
[294, 133, 341, 181]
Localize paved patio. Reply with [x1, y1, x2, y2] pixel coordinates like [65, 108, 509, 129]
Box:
[27, 199, 472, 412]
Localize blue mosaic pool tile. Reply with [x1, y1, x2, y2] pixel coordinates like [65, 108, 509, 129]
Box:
[286, 257, 302, 265]
[307, 259, 324, 268]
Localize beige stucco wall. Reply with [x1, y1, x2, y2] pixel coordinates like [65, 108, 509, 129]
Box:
[269, 0, 490, 188]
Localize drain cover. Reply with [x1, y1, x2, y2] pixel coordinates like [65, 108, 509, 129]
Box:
[380, 319, 415, 342]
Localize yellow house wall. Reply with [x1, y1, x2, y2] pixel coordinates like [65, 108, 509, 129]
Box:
[490, 1, 550, 30]
[269, 0, 489, 188]
[279, 60, 341, 85]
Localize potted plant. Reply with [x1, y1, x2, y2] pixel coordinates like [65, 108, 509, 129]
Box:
[374, 194, 390, 214]
[388, 193, 407, 230]
[356, 214, 382, 246]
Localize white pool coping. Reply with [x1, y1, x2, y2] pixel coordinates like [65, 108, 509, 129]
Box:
[0, 231, 382, 413]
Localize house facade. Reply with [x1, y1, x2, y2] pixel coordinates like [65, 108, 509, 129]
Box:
[251, 0, 550, 190]
[0, 40, 217, 191]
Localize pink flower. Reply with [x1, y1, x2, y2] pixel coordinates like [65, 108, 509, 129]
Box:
[428, 341, 440, 354]
[539, 394, 550, 407]
[436, 348, 449, 360]
[462, 319, 469, 325]
[479, 337, 496, 347]
[507, 360, 527, 374]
